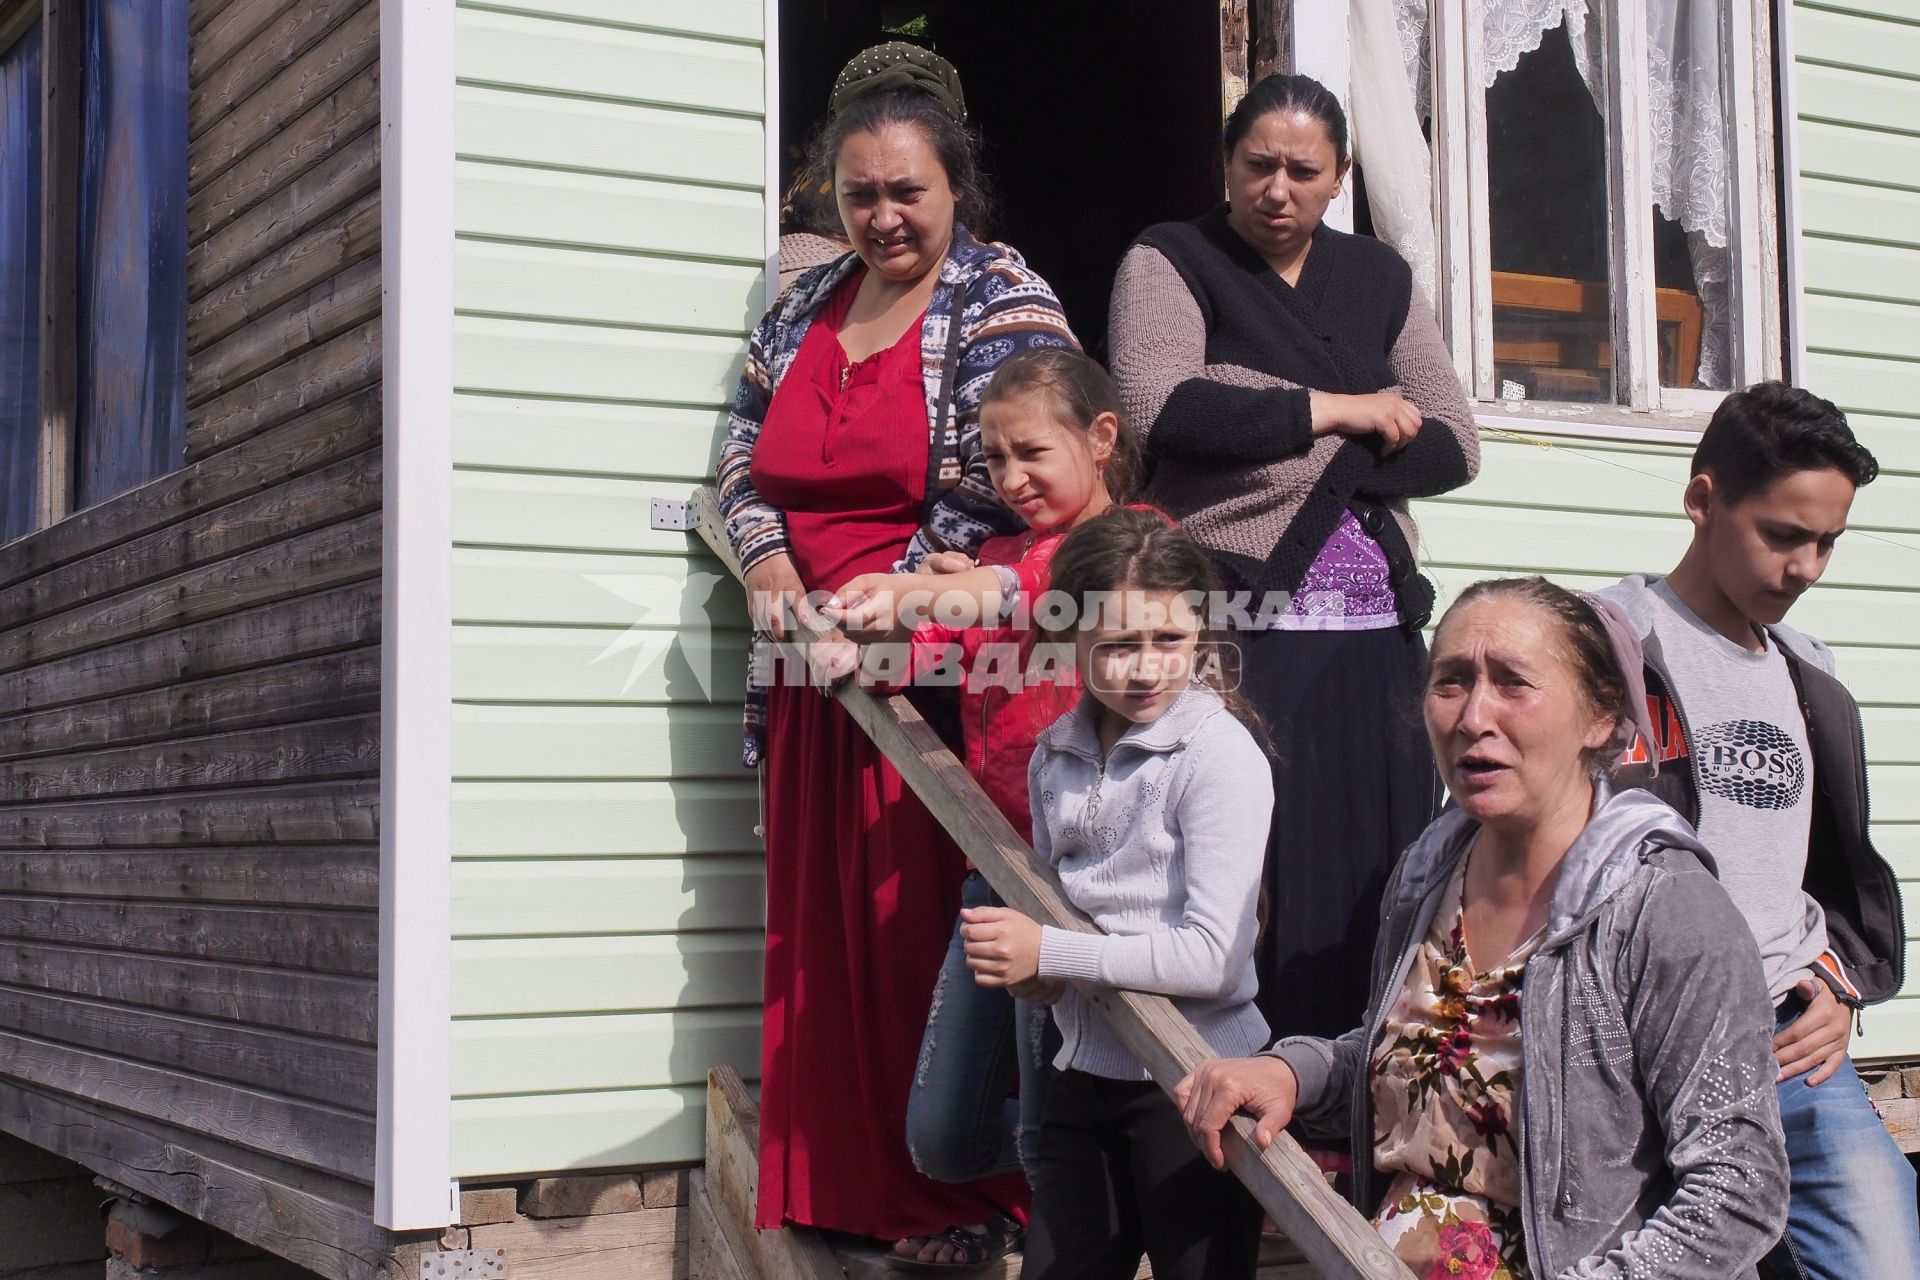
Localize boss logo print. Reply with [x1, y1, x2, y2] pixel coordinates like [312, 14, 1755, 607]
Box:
[1697, 720, 1806, 811]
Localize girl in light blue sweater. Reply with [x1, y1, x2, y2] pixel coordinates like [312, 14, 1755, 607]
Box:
[959, 507, 1272, 1280]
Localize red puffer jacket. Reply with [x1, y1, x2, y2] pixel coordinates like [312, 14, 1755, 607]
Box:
[903, 506, 1169, 841]
[907, 526, 1076, 842]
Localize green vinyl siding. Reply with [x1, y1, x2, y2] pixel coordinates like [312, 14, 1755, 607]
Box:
[1791, 0, 1920, 1058]
[449, 0, 765, 1177]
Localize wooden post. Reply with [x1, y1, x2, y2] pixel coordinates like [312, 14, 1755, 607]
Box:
[1220, 0, 1249, 117]
[1250, 0, 1288, 84]
[692, 488, 1414, 1280]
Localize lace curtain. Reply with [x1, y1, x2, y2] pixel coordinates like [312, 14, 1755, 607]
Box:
[1362, 0, 1732, 386]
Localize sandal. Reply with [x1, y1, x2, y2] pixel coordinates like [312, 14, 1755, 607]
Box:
[888, 1214, 1023, 1272]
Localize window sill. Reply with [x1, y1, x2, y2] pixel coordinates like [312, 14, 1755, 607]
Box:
[1470, 398, 1713, 447]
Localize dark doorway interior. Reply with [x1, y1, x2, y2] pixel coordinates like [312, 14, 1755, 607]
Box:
[779, 2, 1224, 350]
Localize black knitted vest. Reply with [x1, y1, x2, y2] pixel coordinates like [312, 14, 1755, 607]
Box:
[1138, 206, 1437, 628]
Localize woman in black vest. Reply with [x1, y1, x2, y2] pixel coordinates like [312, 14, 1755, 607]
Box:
[1107, 75, 1479, 1050]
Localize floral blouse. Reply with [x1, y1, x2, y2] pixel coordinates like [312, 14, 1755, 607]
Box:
[1369, 860, 1543, 1280]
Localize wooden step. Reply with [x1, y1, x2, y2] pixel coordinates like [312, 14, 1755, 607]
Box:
[689, 1169, 752, 1280]
[700, 1066, 848, 1279]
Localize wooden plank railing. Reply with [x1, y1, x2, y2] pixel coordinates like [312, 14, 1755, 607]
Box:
[691, 487, 1415, 1280]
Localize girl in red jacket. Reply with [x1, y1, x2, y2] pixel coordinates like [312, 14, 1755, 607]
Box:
[817, 348, 1146, 1271]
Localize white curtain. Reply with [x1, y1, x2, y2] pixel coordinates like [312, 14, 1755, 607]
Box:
[1350, 0, 1440, 304]
[1368, 0, 1732, 386]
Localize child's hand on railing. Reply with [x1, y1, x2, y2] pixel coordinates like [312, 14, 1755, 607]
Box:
[921, 551, 977, 575]
[959, 905, 1041, 987]
[824, 572, 926, 639]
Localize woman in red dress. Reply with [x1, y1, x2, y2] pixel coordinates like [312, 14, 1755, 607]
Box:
[714, 44, 1077, 1248]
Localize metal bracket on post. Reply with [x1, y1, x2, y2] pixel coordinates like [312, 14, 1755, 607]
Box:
[419, 1250, 507, 1280]
[650, 497, 693, 531]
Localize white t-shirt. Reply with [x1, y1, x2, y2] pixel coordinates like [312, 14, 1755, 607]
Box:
[1648, 580, 1829, 1002]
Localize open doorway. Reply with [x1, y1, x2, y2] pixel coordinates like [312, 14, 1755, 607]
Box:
[779, 2, 1225, 350]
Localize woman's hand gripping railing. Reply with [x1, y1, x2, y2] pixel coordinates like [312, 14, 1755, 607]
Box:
[690, 485, 1414, 1280]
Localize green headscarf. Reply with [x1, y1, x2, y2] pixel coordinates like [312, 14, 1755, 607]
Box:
[829, 41, 967, 124]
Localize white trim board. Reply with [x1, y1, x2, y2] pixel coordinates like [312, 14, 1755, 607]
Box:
[1471, 404, 1707, 447]
[375, 0, 456, 1232]
[1774, 0, 1807, 386]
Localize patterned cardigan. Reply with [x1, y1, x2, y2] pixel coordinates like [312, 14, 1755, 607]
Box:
[716, 225, 1078, 763]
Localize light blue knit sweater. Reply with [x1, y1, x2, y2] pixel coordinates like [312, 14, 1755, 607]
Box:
[1029, 684, 1273, 1080]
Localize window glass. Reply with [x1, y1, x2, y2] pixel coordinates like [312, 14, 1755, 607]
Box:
[1, 21, 42, 542]
[1484, 17, 1614, 404]
[74, 0, 187, 510]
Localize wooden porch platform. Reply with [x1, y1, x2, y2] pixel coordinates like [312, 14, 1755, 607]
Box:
[692, 1066, 1319, 1280]
[1864, 1066, 1920, 1154]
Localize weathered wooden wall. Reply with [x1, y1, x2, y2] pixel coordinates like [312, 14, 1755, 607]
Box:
[0, 0, 385, 1272]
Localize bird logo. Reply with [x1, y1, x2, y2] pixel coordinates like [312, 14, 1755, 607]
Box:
[582, 567, 728, 702]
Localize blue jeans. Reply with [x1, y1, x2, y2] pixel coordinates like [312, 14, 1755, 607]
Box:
[906, 871, 1059, 1185]
[1763, 1006, 1920, 1279]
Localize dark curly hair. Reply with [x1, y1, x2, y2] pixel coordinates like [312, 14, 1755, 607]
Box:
[1692, 381, 1879, 504]
[805, 89, 995, 237]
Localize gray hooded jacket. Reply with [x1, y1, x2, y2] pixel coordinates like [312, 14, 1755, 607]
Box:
[1270, 784, 1788, 1280]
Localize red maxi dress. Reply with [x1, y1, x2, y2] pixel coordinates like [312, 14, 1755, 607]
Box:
[747, 274, 1029, 1237]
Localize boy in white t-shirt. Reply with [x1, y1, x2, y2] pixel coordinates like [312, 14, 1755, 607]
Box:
[1601, 382, 1913, 1280]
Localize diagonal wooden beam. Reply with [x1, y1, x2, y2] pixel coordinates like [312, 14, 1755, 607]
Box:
[692, 486, 1413, 1280]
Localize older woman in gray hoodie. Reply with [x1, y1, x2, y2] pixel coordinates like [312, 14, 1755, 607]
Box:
[1178, 577, 1788, 1280]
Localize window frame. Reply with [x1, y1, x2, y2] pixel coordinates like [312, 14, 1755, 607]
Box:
[1286, 0, 1789, 439]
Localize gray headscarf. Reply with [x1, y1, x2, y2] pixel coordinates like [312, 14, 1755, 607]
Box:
[1580, 591, 1661, 777]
